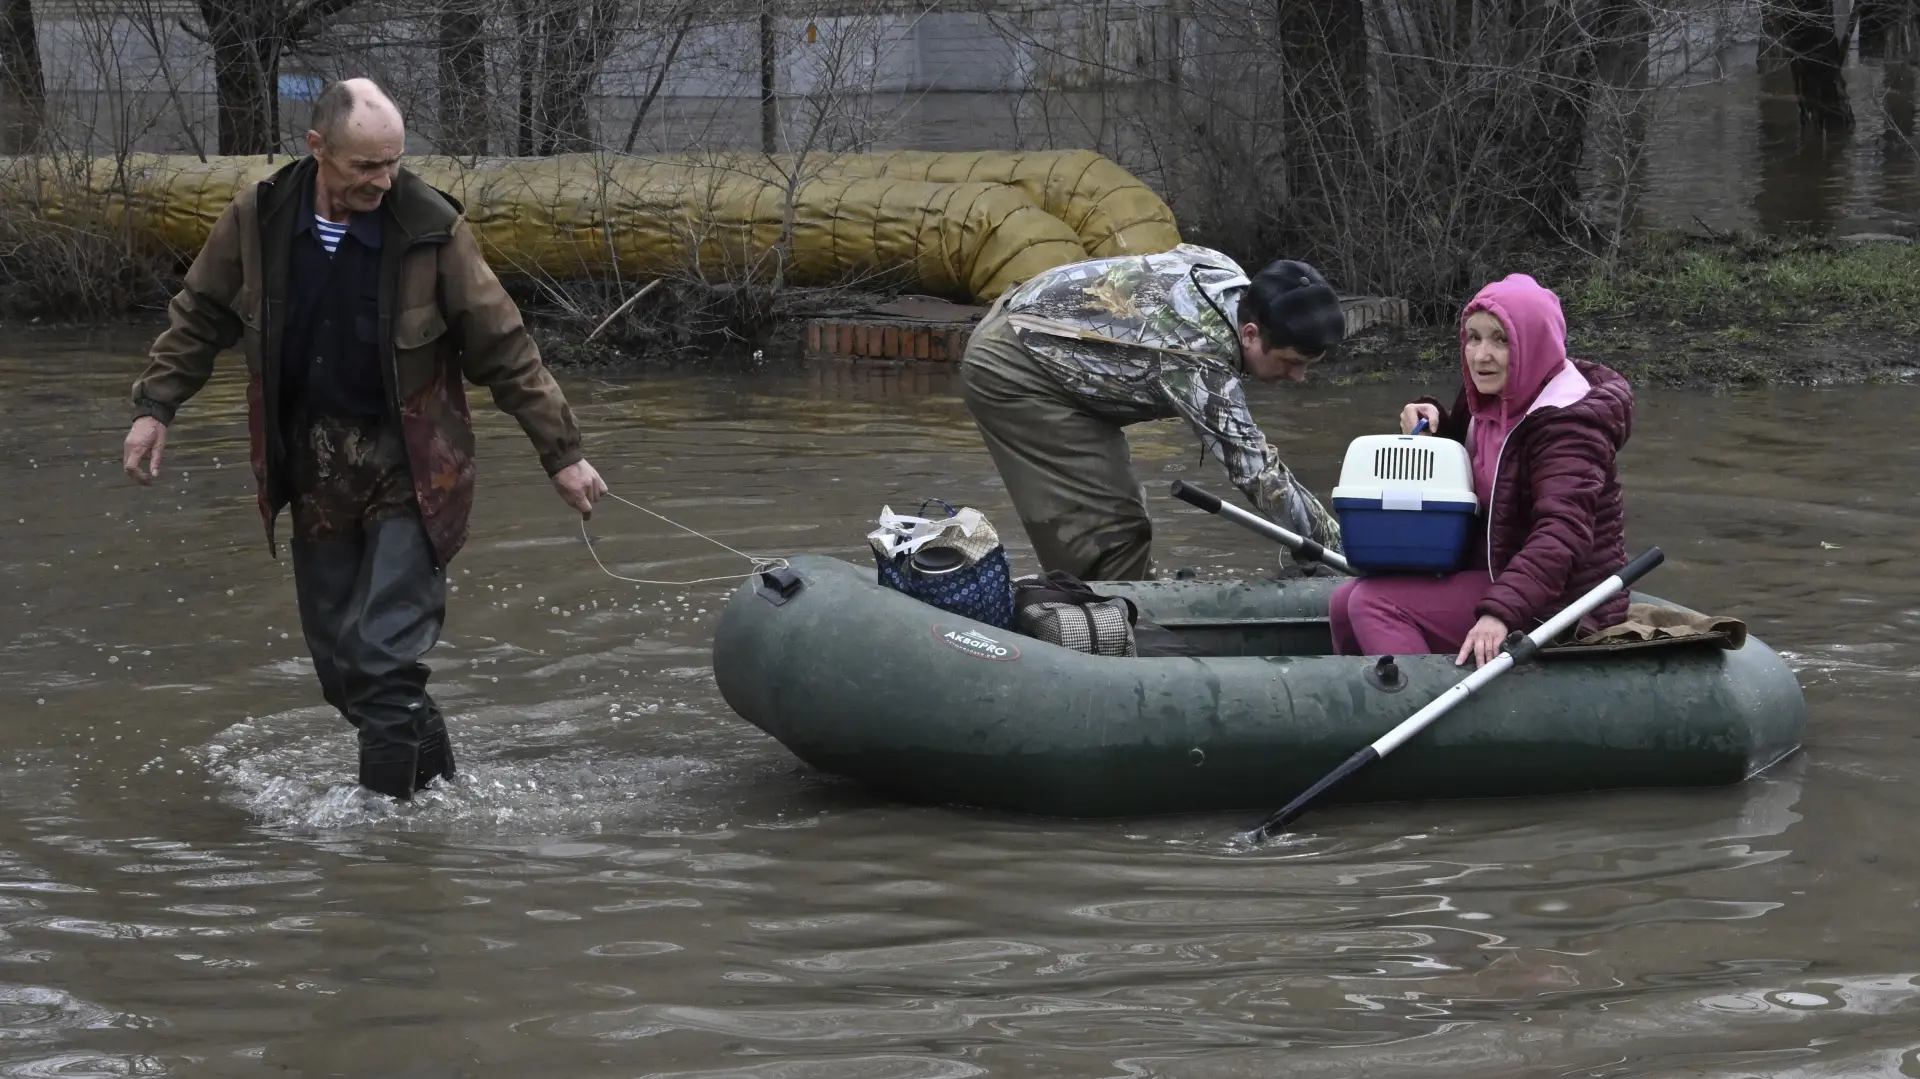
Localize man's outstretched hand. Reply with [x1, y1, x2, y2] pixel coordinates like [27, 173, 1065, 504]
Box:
[123, 417, 167, 484]
[554, 459, 608, 519]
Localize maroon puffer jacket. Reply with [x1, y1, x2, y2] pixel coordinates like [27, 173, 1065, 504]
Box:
[1423, 358, 1635, 634]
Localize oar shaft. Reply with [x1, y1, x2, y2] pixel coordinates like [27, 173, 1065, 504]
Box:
[1257, 653, 1516, 837]
[1370, 653, 1512, 755]
[1249, 545, 1666, 839]
[1169, 480, 1353, 574]
[1525, 550, 1663, 650]
[1364, 550, 1665, 759]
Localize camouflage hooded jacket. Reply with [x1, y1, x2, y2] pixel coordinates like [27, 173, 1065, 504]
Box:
[998, 243, 1342, 551]
[130, 155, 583, 566]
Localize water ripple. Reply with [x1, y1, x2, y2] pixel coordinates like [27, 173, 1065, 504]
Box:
[636, 1056, 985, 1079]
[0, 356, 1915, 1076]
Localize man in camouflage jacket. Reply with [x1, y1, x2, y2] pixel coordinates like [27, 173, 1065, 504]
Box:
[961, 243, 1347, 580]
[120, 79, 605, 800]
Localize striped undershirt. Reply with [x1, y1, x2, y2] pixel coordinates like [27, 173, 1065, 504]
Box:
[314, 213, 348, 255]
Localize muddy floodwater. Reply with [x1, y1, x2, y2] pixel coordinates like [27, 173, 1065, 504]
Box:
[1, 331, 1917, 1077]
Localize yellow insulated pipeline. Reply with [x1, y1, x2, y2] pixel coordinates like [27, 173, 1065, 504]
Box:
[0, 151, 1181, 304]
[811, 149, 1182, 259]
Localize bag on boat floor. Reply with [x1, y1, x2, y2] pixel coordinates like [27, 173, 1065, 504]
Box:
[868, 500, 1016, 629]
[1013, 570, 1140, 657]
[1132, 619, 1204, 658]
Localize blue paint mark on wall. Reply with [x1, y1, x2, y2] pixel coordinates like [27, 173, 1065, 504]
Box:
[279, 75, 324, 102]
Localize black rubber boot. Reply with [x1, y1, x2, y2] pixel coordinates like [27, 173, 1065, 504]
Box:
[335, 514, 449, 801]
[358, 755, 418, 800]
[413, 702, 456, 792]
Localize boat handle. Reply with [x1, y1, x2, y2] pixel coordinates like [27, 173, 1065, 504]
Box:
[756, 567, 805, 606]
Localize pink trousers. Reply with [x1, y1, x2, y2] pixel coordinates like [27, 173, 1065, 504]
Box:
[1329, 572, 1490, 656]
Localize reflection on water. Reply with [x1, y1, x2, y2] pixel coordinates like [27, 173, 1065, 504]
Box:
[0, 337, 1917, 1076]
[1645, 51, 1920, 236]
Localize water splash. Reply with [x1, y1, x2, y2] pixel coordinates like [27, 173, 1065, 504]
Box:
[195, 710, 731, 834]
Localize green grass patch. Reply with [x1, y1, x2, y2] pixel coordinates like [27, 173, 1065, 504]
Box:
[1557, 230, 1920, 332]
[1328, 227, 1920, 388]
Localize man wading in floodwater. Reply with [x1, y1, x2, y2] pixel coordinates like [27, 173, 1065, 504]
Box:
[961, 245, 1348, 580]
[120, 78, 606, 800]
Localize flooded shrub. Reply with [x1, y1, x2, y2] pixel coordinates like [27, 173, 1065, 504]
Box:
[506, 273, 892, 366]
[0, 206, 180, 320]
[991, 0, 1666, 317]
[1, 0, 1876, 340]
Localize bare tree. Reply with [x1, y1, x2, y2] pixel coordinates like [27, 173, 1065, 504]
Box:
[499, 0, 624, 154]
[191, 0, 364, 153]
[759, 0, 777, 152]
[1763, 0, 1855, 130]
[0, 0, 1794, 328]
[1276, 0, 1369, 211]
[1857, 0, 1917, 57]
[972, 0, 1684, 309]
[620, 2, 695, 153]
[539, 0, 621, 151]
[438, 0, 488, 154]
[0, 0, 45, 152]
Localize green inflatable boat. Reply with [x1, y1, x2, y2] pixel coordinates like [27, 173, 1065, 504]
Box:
[711, 555, 1807, 818]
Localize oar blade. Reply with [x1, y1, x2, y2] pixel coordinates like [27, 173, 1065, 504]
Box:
[1251, 744, 1380, 840]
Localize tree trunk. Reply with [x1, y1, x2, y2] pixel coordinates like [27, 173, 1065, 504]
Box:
[198, 0, 358, 155]
[439, 0, 488, 155]
[1498, 1, 1601, 240]
[514, 0, 539, 155]
[1754, 51, 1849, 232]
[1884, 45, 1915, 136]
[537, 4, 573, 152]
[1273, 0, 1369, 236]
[1858, 0, 1892, 54]
[1764, 0, 1856, 130]
[206, 5, 277, 156]
[760, 1, 778, 153]
[1857, 0, 1915, 57]
[1589, 0, 1655, 234]
[1879, 56, 1916, 206]
[1275, 0, 1368, 150]
[536, 0, 619, 152]
[0, 0, 46, 153]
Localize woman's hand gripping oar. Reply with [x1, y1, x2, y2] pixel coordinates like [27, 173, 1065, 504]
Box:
[1169, 480, 1354, 575]
[1246, 546, 1666, 842]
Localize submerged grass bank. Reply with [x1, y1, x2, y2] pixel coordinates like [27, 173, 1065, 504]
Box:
[1331, 231, 1920, 388]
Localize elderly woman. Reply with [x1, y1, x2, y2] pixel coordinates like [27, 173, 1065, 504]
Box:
[1330, 273, 1636, 667]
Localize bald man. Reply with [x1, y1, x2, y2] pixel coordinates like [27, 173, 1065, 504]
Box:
[122, 78, 605, 801]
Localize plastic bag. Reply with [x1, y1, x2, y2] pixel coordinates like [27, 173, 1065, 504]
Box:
[867, 500, 1016, 630]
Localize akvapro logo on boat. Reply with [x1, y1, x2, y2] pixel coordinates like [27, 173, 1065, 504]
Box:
[934, 624, 1020, 661]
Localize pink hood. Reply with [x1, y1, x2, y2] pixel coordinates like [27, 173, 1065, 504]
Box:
[1460, 274, 1590, 501]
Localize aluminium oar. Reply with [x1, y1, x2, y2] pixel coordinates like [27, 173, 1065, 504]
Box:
[1169, 479, 1353, 575]
[1247, 545, 1667, 842]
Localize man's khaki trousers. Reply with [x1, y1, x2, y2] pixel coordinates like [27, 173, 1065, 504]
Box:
[959, 304, 1156, 581]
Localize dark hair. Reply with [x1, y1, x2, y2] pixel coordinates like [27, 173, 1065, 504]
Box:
[1238, 259, 1346, 357]
[309, 79, 390, 146]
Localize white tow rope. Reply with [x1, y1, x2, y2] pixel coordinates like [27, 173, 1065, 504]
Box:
[580, 490, 789, 586]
